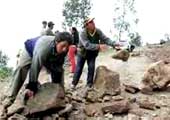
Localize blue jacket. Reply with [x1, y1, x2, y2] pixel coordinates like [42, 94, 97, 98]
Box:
[24, 36, 40, 57]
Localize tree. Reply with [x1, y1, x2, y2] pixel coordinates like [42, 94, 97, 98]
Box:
[0, 50, 13, 79]
[113, 0, 139, 42]
[62, 0, 92, 29]
[0, 50, 9, 67]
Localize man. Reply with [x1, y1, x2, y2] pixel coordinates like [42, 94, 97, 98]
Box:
[71, 18, 117, 89]
[3, 32, 72, 107]
[40, 21, 47, 35]
[45, 21, 55, 36]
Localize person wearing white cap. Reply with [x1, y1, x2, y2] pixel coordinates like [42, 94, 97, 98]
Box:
[45, 21, 55, 36]
[71, 17, 118, 89]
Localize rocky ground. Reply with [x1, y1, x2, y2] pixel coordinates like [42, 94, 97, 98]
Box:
[0, 43, 170, 120]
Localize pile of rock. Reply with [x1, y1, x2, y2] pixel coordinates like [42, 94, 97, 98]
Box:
[1, 62, 170, 119]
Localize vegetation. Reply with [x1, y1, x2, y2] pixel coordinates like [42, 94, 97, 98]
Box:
[62, 0, 92, 29]
[0, 50, 13, 80]
[113, 0, 142, 46]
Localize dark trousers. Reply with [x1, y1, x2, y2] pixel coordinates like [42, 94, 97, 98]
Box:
[72, 54, 96, 86]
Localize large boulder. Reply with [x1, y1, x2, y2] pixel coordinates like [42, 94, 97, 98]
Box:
[140, 60, 170, 94]
[23, 83, 65, 116]
[86, 66, 120, 101]
[7, 83, 65, 117]
[94, 66, 121, 96]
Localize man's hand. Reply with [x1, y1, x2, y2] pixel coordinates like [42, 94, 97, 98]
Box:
[99, 44, 108, 52]
[25, 89, 34, 99]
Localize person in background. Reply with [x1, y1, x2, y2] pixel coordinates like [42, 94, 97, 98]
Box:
[40, 21, 47, 36]
[71, 18, 118, 89]
[45, 21, 55, 36]
[2, 32, 72, 108]
[68, 27, 79, 77]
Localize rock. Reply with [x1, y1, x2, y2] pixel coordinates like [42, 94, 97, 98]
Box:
[93, 66, 121, 96]
[69, 109, 86, 120]
[43, 116, 53, 120]
[104, 113, 113, 119]
[141, 60, 170, 94]
[23, 83, 65, 116]
[137, 99, 156, 110]
[112, 49, 130, 61]
[86, 90, 100, 103]
[140, 85, 153, 95]
[71, 91, 85, 103]
[127, 113, 141, 120]
[58, 104, 73, 116]
[7, 100, 25, 116]
[86, 66, 121, 103]
[58, 117, 66, 120]
[153, 116, 170, 120]
[123, 83, 140, 94]
[84, 103, 103, 117]
[0, 105, 6, 117]
[131, 51, 141, 57]
[129, 108, 146, 116]
[51, 113, 59, 120]
[102, 96, 111, 102]
[112, 95, 124, 101]
[101, 100, 130, 114]
[8, 113, 27, 120]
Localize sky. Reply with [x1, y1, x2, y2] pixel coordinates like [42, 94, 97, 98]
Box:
[0, 0, 170, 67]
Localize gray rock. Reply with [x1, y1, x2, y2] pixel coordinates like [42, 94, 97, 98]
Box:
[23, 83, 65, 116]
[141, 60, 170, 94]
[8, 113, 27, 120]
[101, 100, 130, 114]
[86, 66, 121, 102]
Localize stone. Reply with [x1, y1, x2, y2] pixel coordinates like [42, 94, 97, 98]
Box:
[140, 60, 170, 94]
[69, 109, 87, 120]
[101, 100, 130, 114]
[127, 113, 141, 120]
[58, 104, 73, 116]
[0, 105, 6, 117]
[51, 113, 59, 120]
[86, 66, 121, 103]
[137, 99, 156, 110]
[153, 116, 170, 120]
[112, 49, 130, 61]
[93, 66, 121, 97]
[129, 108, 146, 116]
[131, 51, 141, 57]
[104, 113, 113, 119]
[123, 83, 140, 94]
[8, 113, 27, 120]
[7, 100, 25, 116]
[23, 83, 65, 116]
[102, 96, 111, 102]
[84, 103, 103, 117]
[43, 116, 53, 120]
[112, 95, 124, 101]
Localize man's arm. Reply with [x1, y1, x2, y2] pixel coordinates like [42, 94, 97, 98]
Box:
[97, 29, 116, 47]
[80, 30, 99, 50]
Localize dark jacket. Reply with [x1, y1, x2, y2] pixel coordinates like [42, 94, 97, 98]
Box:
[78, 28, 116, 57]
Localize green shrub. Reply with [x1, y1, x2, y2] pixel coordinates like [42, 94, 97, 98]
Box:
[0, 67, 13, 80]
